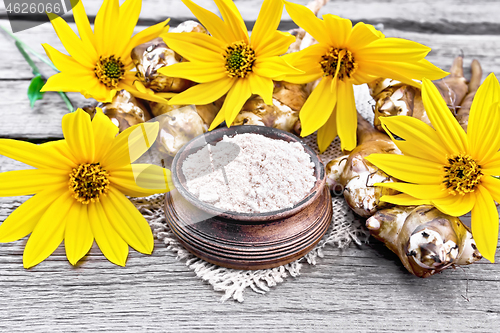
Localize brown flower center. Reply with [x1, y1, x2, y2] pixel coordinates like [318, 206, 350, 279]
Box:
[69, 163, 110, 204]
[94, 55, 125, 88]
[320, 48, 357, 80]
[223, 41, 256, 78]
[443, 155, 483, 195]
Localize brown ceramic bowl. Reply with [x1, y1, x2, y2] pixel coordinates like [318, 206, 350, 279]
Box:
[171, 125, 326, 223]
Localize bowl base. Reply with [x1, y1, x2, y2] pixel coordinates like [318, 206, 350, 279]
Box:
[164, 187, 333, 270]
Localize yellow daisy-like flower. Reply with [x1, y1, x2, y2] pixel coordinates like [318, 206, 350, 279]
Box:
[159, 0, 301, 130]
[365, 74, 500, 262]
[0, 109, 171, 268]
[41, 0, 171, 103]
[281, 1, 448, 152]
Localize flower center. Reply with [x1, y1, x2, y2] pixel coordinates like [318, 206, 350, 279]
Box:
[94, 55, 125, 89]
[223, 41, 256, 78]
[320, 48, 357, 81]
[443, 155, 483, 195]
[69, 163, 110, 204]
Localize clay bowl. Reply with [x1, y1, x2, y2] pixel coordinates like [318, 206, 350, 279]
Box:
[171, 125, 326, 222]
[166, 125, 332, 270]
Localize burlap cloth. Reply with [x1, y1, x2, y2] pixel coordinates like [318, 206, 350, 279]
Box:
[132, 84, 374, 302]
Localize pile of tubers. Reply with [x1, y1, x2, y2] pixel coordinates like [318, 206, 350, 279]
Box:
[326, 56, 484, 277]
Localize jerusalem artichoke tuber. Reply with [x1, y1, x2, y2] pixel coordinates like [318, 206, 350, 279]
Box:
[366, 205, 482, 277]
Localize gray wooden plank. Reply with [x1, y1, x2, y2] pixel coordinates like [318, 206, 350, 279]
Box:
[2, 0, 500, 33]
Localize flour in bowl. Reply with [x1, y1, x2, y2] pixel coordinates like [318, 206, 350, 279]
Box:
[181, 133, 316, 213]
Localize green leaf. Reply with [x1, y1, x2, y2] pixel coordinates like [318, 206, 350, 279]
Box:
[27, 74, 46, 108]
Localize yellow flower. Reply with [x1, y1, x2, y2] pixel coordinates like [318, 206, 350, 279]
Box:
[41, 0, 171, 103]
[0, 109, 171, 268]
[281, 1, 448, 152]
[159, 0, 301, 130]
[365, 74, 500, 262]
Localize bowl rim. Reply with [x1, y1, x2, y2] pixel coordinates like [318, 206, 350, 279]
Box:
[170, 125, 326, 222]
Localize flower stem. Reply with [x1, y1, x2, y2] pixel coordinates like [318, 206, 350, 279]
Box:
[4, 25, 74, 112]
[0, 25, 58, 71]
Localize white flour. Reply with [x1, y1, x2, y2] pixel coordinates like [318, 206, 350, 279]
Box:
[182, 133, 316, 213]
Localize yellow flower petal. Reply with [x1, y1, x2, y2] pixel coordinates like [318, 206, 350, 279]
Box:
[361, 59, 448, 87]
[101, 122, 159, 170]
[379, 116, 448, 164]
[356, 38, 431, 62]
[248, 73, 273, 105]
[323, 14, 352, 48]
[181, 0, 237, 44]
[374, 182, 448, 200]
[336, 80, 357, 151]
[432, 192, 476, 217]
[208, 107, 227, 131]
[72, 0, 95, 46]
[125, 19, 171, 63]
[101, 188, 154, 254]
[213, 0, 248, 43]
[46, 13, 96, 68]
[41, 71, 101, 98]
[365, 154, 444, 184]
[158, 61, 227, 83]
[251, 0, 286, 54]
[168, 78, 234, 106]
[120, 80, 171, 105]
[280, 47, 324, 84]
[0, 139, 73, 170]
[480, 151, 500, 176]
[467, 73, 500, 163]
[480, 175, 500, 203]
[42, 44, 89, 74]
[88, 201, 128, 267]
[347, 22, 384, 51]
[317, 108, 338, 153]
[92, 109, 119, 162]
[93, 0, 120, 55]
[379, 193, 431, 206]
[300, 78, 337, 137]
[112, 0, 142, 56]
[62, 109, 95, 163]
[161, 32, 225, 63]
[109, 164, 171, 197]
[283, 1, 329, 44]
[223, 79, 253, 126]
[64, 203, 94, 265]
[23, 191, 75, 268]
[421, 78, 468, 154]
[470, 186, 498, 262]
[253, 56, 302, 80]
[0, 169, 68, 197]
[0, 186, 64, 243]
[254, 31, 296, 59]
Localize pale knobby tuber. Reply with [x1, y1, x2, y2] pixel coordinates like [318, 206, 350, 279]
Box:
[131, 20, 208, 93]
[325, 114, 400, 217]
[366, 206, 482, 277]
[88, 90, 151, 131]
[369, 56, 481, 132]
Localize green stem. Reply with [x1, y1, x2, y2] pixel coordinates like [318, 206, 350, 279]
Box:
[0, 25, 58, 71]
[14, 41, 40, 76]
[58, 91, 74, 112]
[8, 28, 74, 112]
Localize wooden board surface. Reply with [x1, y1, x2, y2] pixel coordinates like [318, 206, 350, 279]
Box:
[1, 0, 500, 331]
